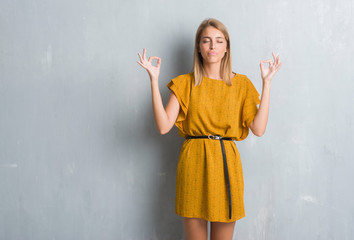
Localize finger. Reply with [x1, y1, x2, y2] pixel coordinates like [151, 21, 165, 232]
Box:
[273, 62, 282, 73]
[260, 60, 267, 69]
[156, 57, 161, 68]
[148, 56, 159, 63]
[264, 59, 274, 67]
[143, 48, 146, 60]
[276, 62, 283, 70]
[274, 54, 279, 64]
[274, 53, 278, 65]
[138, 52, 143, 62]
[260, 63, 266, 73]
[137, 60, 145, 68]
[272, 52, 276, 62]
[275, 58, 281, 67]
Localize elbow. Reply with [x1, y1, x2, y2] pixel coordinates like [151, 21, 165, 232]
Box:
[158, 120, 173, 135]
[253, 129, 265, 137]
[250, 122, 266, 137]
[159, 129, 169, 135]
[159, 126, 172, 135]
[158, 121, 174, 135]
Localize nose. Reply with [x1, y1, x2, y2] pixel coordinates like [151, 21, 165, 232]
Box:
[210, 41, 215, 49]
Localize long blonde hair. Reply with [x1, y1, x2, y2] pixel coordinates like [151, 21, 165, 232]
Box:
[193, 18, 233, 86]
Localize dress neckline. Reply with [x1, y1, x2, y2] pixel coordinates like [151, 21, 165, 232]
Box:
[203, 72, 237, 81]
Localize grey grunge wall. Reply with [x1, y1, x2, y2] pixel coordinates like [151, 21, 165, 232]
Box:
[0, 0, 353, 239]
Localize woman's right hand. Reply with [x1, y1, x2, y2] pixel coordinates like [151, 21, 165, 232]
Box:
[137, 48, 161, 82]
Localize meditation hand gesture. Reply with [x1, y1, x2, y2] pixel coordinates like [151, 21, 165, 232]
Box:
[260, 52, 283, 84]
[137, 48, 161, 82]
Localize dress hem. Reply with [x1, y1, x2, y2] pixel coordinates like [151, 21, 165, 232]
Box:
[175, 211, 246, 223]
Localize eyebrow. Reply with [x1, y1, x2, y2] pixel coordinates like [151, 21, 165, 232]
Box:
[202, 36, 224, 39]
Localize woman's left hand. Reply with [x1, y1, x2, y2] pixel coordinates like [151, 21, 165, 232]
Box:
[260, 52, 283, 84]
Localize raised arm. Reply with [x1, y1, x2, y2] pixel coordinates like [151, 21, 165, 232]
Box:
[250, 52, 283, 136]
[137, 48, 180, 134]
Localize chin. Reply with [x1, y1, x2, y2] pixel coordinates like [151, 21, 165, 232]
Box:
[204, 59, 222, 64]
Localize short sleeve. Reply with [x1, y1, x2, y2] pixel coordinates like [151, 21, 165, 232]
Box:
[166, 73, 192, 132]
[242, 76, 261, 129]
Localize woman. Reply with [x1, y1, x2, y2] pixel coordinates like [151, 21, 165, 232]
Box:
[137, 18, 282, 240]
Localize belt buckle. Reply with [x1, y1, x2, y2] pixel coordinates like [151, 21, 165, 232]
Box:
[208, 135, 221, 140]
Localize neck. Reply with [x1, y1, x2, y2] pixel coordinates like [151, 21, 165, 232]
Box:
[203, 62, 222, 79]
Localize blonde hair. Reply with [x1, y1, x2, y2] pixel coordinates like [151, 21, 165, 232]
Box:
[193, 18, 233, 86]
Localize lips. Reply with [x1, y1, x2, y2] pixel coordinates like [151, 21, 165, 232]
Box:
[208, 52, 217, 55]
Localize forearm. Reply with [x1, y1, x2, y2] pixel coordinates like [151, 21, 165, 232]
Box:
[251, 82, 271, 136]
[150, 80, 170, 134]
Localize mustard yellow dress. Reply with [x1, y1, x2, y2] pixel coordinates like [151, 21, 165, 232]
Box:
[166, 72, 261, 223]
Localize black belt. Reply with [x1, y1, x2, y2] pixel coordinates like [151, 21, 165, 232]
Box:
[186, 135, 234, 219]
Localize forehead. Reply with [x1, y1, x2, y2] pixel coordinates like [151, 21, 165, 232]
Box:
[200, 26, 225, 38]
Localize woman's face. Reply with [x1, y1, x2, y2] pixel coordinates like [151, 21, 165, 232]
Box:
[198, 26, 227, 65]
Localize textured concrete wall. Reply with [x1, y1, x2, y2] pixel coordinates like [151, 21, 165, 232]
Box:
[1, 0, 353, 239]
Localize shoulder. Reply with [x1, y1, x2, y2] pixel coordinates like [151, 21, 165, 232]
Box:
[234, 73, 255, 86]
[234, 73, 249, 81]
[167, 72, 194, 90]
[172, 72, 194, 82]
[233, 73, 249, 86]
[170, 72, 194, 88]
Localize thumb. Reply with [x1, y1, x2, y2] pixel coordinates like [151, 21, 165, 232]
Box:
[156, 58, 161, 68]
